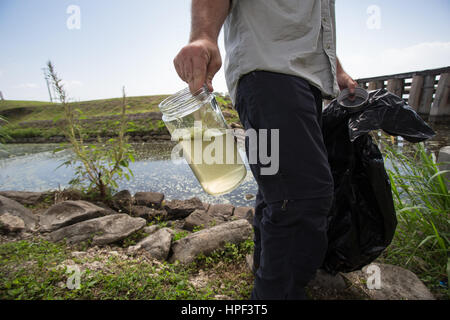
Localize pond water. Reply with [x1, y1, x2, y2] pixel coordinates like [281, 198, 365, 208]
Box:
[0, 141, 258, 207]
[0, 122, 448, 207]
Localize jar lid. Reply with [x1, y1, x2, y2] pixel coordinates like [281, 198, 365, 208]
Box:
[159, 86, 212, 122]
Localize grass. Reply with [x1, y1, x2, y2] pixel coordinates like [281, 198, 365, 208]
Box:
[378, 142, 449, 299]
[0, 238, 69, 299]
[0, 235, 254, 300]
[0, 100, 51, 112]
[0, 94, 239, 142]
[0, 96, 166, 122]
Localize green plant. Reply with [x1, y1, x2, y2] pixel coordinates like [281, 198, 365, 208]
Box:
[46, 61, 135, 200]
[149, 215, 169, 228]
[173, 230, 190, 242]
[119, 230, 149, 247]
[194, 239, 253, 268]
[192, 224, 205, 233]
[382, 142, 449, 298]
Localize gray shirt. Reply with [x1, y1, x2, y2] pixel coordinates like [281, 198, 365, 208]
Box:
[223, 0, 339, 105]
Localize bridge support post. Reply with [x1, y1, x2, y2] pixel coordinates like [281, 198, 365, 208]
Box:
[387, 79, 404, 98]
[417, 75, 435, 115]
[408, 75, 424, 112]
[430, 73, 450, 116]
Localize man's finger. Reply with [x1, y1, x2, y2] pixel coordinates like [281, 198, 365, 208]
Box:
[183, 57, 193, 84]
[189, 55, 207, 94]
[174, 59, 185, 81]
[205, 57, 221, 93]
[205, 75, 214, 92]
[348, 79, 357, 94]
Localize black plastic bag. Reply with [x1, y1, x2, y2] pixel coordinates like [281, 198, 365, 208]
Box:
[321, 89, 435, 274]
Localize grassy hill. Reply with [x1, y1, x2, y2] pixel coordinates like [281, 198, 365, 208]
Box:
[0, 95, 168, 123]
[0, 94, 238, 143]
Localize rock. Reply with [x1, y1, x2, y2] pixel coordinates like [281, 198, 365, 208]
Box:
[168, 219, 185, 230]
[222, 110, 234, 118]
[110, 190, 133, 213]
[40, 200, 110, 232]
[0, 191, 50, 206]
[0, 195, 38, 231]
[183, 209, 227, 231]
[164, 197, 204, 220]
[127, 228, 174, 261]
[342, 263, 435, 300]
[202, 202, 210, 212]
[134, 192, 164, 208]
[207, 203, 234, 219]
[0, 212, 25, 233]
[169, 219, 253, 264]
[143, 225, 159, 235]
[130, 205, 167, 222]
[48, 214, 146, 245]
[183, 204, 235, 231]
[244, 194, 255, 200]
[232, 206, 254, 224]
[56, 189, 83, 202]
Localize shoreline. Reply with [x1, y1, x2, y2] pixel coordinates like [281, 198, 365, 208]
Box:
[3, 132, 172, 144]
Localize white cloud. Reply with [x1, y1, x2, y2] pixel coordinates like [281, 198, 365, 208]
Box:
[344, 41, 450, 79]
[13, 83, 39, 89]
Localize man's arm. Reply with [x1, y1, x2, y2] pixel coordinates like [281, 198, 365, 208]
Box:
[336, 58, 358, 95]
[173, 0, 230, 93]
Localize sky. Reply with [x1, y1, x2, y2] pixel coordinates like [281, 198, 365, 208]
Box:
[0, 0, 449, 101]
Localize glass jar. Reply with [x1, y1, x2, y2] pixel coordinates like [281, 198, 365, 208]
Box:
[159, 86, 247, 195]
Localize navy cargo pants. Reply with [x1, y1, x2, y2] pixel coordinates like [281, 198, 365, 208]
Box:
[235, 71, 334, 300]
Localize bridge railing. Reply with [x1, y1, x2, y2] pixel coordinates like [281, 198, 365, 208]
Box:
[355, 66, 449, 118]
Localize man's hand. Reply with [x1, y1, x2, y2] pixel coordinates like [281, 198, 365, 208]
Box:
[337, 71, 358, 93]
[336, 58, 358, 97]
[173, 0, 229, 94]
[173, 39, 222, 94]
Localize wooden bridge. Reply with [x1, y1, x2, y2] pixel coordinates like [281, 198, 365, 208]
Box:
[355, 66, 450, 119]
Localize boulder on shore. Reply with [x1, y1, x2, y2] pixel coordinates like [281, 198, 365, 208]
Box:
[183, 209, 228, 231]
[207, 203, 234, 219]
[127, 227, 174, 261]
[130, 205, 167, 222]
[163, 197, 204, 220]
[0, 195, 38, 231]
[0, 212, 26, 233]
[134, 192, 165, 209]
[0, 191, 51, 206]
[232, 206, 254, 225]
[48, 214, 146, 245]
[110, 190, 133, 213]
[342, 263, 436, 300]
[169, 219, 253, 264]
[40, 200, 110, 232]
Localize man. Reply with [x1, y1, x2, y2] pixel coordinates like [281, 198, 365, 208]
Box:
[173, 0, 357, 299]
